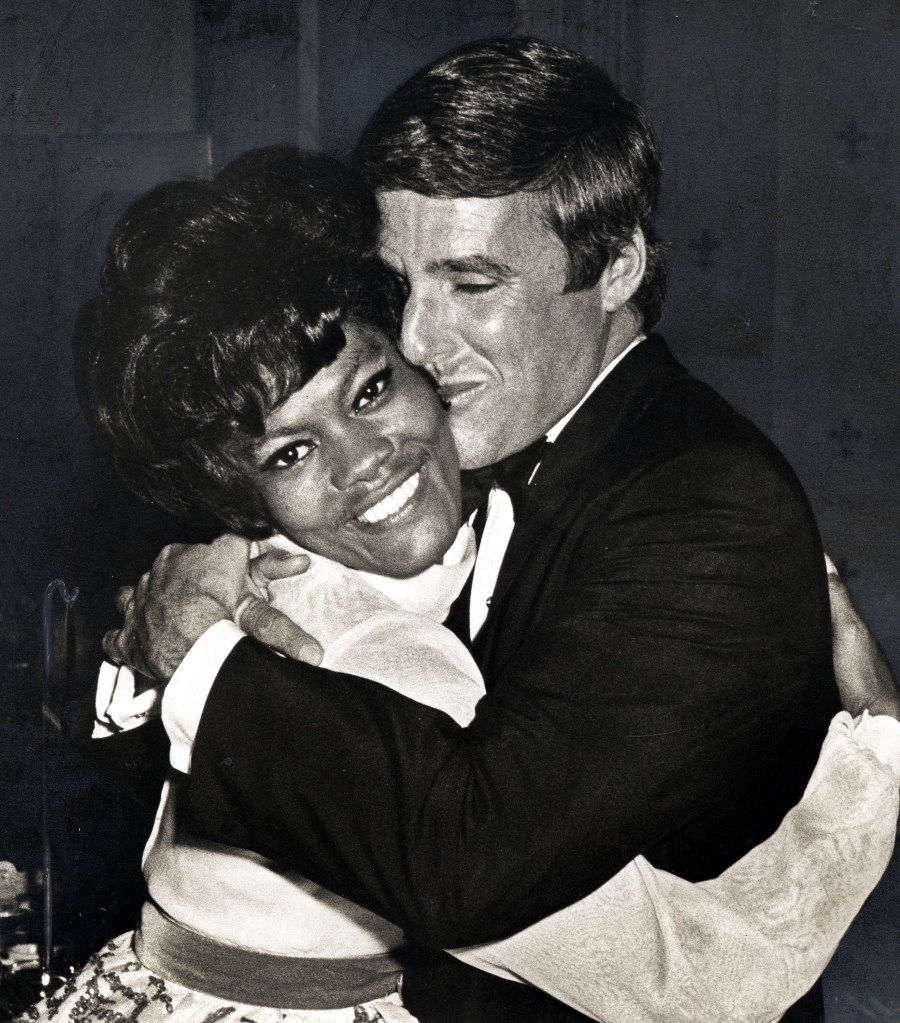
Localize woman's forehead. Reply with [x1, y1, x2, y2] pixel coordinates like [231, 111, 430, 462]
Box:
[263, 322, 391, 434]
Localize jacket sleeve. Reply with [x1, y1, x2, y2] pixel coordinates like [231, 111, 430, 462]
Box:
[71, 672, 170, 810]
[184, 439, 835, 948]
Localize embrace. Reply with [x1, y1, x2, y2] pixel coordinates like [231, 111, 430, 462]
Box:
[28, 37, 900, 1023]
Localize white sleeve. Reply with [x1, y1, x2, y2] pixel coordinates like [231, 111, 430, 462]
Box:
[323, 612, 484, 726]
[161, 620, 245, 773]
[453, 710, 900, 1023]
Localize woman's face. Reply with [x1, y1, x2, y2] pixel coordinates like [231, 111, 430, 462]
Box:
[246, 320, 462, 578]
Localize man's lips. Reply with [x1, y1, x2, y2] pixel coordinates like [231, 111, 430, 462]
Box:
[437, 379, 486, 406]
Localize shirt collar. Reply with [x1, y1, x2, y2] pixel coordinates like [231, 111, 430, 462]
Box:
[258, 525, 476, 623]
[545, 334, 646, 444]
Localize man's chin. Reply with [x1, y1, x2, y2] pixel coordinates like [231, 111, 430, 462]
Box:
[454, 425, 536, 472]
[457, 444, 504, 472]
[449, 410, 500, 470]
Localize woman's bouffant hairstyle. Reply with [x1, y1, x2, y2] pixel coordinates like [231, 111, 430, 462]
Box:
[354, 36, 666, 329]
[74, 147, 403, 535]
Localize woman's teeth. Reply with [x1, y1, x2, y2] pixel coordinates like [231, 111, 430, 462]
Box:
[357, 472, 421, 525]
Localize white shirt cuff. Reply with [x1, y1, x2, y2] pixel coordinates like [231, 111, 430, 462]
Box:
[162, 619, 245, 774]
[92, 661, 163, 739]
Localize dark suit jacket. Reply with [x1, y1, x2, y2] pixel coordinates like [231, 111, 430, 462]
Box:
[88, 336, 840, 1022]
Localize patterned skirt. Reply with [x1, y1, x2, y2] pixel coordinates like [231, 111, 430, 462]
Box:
[18, 933, 417, 1023]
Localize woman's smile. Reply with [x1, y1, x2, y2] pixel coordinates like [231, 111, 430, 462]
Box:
[355, 467, 422, 525]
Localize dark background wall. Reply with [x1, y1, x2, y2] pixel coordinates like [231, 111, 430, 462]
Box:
[0, 2, 896, 1019]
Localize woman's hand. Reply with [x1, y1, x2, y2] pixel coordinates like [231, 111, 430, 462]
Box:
[827, 554, 900, 720]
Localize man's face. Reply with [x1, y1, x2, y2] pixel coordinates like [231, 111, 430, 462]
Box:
[377, 189, 614, 469]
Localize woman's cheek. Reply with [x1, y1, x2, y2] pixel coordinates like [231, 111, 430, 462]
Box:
[393, 397, 432, 442]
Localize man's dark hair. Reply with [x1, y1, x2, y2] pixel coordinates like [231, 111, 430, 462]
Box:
[74, 146, 403, 535]
[354, 36, 666, 329]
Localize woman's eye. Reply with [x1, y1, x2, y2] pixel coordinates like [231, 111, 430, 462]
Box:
[353, 367, 392, 412]
[270, 442, 313, 469]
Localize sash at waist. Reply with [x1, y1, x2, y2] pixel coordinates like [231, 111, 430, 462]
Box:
[134, 901, 404, 1010]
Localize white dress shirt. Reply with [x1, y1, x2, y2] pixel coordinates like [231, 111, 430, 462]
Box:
[467, 333, 645, 639]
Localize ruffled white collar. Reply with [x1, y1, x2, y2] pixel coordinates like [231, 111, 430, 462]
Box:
[256, 524, 476, 625]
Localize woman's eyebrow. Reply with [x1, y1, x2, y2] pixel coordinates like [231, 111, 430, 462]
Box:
[338, 342, 384, 404]
[259, 425, 306, 444]
[425, 255, 516, 278]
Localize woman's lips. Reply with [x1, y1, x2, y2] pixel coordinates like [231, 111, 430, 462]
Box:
[356, 470, 421, 525]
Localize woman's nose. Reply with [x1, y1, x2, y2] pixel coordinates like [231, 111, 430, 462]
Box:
[329, 426, 395, 492]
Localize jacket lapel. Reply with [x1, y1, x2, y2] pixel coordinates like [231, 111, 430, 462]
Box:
[472, 335, 688, 671]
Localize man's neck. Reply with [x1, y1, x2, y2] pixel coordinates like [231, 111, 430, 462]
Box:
[541, 303, 643, 444]
[545, 332, 644, 444]
[598, 303, 644, 374]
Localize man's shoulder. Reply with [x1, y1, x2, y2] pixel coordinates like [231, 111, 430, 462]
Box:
[626, 338, 776, 455]
[578, 336, 808, 512]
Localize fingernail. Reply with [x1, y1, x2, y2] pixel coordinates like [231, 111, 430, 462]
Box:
[234, 595, 255, 628]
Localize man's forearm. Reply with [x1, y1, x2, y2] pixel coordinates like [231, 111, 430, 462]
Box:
[184, 623, 816, 947]
[71, 682, 170, 811]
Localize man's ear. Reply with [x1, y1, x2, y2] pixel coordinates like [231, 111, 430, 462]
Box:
[601, 229, 647, 312]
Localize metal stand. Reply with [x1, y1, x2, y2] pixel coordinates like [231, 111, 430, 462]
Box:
[38, 581, 79, 996]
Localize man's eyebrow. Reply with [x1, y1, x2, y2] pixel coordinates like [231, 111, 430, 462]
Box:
[424, 255, 516, 279]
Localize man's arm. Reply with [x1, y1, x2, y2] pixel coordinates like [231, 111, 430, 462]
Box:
[76, 534, 320, 803]
[70, 677, 170, 810]
[178, 439, 836, 948]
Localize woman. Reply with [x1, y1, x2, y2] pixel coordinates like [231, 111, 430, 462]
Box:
[29, 148, 900, 1023]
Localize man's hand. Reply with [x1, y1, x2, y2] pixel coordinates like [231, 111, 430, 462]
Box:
[241, 546, 324, 664]
[103, 535, 322, 683]
[827, 554, 900, 720]
[248, 546, 314, 594]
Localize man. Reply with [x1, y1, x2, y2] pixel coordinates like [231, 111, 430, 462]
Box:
[105, 39, 840, 1022]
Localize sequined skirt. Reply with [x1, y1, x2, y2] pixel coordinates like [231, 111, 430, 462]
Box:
[18, 932, 417, 1023]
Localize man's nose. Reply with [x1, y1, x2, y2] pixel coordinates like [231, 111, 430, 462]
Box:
[330, 425, 395, 492]
[399, 287, 449, 368]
